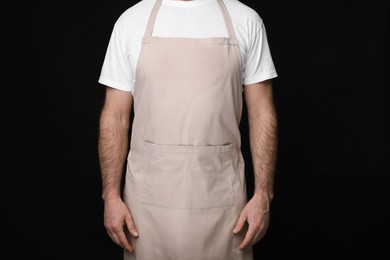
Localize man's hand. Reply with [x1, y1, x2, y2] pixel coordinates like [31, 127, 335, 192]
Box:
[232, 193, 271, 250]
[104, 197, 139, 252]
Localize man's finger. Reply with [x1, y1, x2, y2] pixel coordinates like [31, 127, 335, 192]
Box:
[107, 230, 120, 247]
[239, 227, 255, 250]
[125, 214, 139, 237]
[233, 211, 247, 234]
[116, 228, 134, 252]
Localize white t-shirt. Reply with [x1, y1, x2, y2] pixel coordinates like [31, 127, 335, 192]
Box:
[98, 0, 278, 93]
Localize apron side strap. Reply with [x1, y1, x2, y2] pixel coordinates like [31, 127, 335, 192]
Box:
[217, 0, 238, 39]
[144, 0, 164, 37]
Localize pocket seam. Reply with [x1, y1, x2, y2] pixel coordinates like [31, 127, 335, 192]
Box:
[141, 147, 235, 210]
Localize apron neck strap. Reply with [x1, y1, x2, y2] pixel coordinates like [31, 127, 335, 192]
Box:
[144, 0, 237, 39]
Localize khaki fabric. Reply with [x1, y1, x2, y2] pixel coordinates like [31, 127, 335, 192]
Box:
[123, 0, 252, 259]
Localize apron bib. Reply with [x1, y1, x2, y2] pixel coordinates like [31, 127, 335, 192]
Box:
[123, 0, 252, 259]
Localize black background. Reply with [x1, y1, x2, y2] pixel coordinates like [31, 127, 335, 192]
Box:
[2, 0, 389, 259]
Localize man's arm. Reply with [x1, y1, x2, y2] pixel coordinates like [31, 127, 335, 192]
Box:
[233, 79, 278, 249]
[98, 87, 138, 252]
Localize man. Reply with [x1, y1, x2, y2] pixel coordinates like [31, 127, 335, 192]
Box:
[98, 0, 278, 259]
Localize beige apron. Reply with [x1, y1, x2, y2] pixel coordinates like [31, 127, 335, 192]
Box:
[123, 0, 252, 259]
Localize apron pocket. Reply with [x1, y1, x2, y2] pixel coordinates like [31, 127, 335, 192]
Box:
[141, 141, 235, 209]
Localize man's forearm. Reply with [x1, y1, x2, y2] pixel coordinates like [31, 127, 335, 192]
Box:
[248, 106, 278, 201]
[98, 111, 130, 201]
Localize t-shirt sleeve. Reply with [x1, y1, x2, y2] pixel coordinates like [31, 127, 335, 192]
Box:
[98, 21, 134, 93]
[243, 22, 278, 85]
